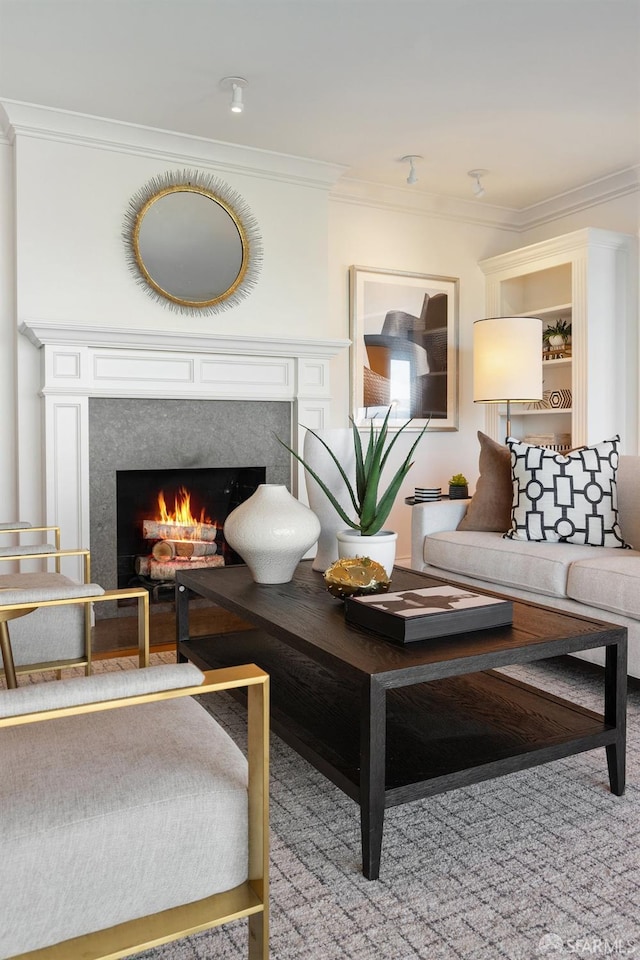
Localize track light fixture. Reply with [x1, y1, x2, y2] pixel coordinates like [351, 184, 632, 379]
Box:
[468, 169, 487, 198]
[220, 76, 247, 114]
[401, 155, 422, 186]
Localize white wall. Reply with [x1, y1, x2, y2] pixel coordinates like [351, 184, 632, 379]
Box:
[1, 101, 638, 564]
[327, 198, 521, 558]
[1, 102, 345, 529]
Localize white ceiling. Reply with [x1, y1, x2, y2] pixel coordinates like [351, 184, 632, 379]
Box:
[1, 0, 639, 210]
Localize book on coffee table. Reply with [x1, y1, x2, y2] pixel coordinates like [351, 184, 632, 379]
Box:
[344, 585, 513, 644]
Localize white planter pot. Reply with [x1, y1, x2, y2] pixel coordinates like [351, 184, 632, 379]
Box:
[336, 529, 398, 579]
[303, 429, 357, 572]
[223, 484, 320, 584]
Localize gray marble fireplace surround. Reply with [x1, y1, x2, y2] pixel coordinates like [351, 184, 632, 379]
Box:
[88, 398, 291, 600]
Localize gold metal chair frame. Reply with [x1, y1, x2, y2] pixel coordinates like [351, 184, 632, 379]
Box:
[0, 664, 270, 960]
[0, 539, 149, 688]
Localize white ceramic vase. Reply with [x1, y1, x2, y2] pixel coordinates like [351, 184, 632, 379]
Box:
[335, 529, 398, 579]
[303, 429, 357, 571]
[223, 484, 321, 584]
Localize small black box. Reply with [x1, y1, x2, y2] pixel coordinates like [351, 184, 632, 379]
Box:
[344, 585, 513, 644]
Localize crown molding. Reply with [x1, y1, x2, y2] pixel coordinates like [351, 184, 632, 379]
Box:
[515, 167, 640, 230]
[330, 177, 521, 232]
[2, 100, 637, 228]
[331, 168, 640, 232]
[0, 100, 348, 190]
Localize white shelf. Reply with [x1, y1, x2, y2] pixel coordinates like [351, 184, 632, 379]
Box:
[543, 357, 571, 368]
[511, 408, 572, 417]
[522, 303, 572, 319]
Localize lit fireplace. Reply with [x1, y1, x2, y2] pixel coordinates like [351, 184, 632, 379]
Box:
[135, 487, 225, 582]
[116, 466, 265, 599]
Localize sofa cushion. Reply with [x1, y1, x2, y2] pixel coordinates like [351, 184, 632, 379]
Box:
[1, 695, 248, 956]
[505, 436, 627, 548]
[567, 555, 640, 620]
[457, 431, 512, 533]
[423, 530, 632, 600]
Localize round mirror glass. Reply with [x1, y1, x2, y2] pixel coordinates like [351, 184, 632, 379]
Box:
[124, 170, 262, 314]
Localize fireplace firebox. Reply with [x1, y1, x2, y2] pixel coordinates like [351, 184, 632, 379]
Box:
[116, 466, 265, 599]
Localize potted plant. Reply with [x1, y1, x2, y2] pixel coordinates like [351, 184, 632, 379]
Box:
[542, 318, 572, 349]
[277, 406, 429, 572]
[448, 473, 469, 499]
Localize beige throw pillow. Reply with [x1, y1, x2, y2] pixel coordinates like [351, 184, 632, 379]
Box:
[457, 431, 512, 532]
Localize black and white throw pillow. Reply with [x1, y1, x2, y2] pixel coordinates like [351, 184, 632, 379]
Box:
[504, 435, 628, 547]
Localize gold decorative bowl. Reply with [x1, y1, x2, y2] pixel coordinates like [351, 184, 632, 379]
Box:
[323, 557, 391, 599]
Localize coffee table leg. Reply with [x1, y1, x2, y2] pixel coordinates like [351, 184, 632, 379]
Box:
[176, 580, 189, 663]
[360, 677, 386, 880]
[604, 638, 627, 796]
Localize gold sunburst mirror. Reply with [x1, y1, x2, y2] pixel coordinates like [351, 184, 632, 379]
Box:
[123, 169, 263, 314]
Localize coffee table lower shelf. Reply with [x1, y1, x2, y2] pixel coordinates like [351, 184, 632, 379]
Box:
[180, 630, 616, 807]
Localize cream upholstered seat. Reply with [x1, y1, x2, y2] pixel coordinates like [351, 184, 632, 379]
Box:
[0, 523, 149, 687]
[0, 661, 269, 960]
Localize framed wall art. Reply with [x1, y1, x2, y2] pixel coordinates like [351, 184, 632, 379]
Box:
[349, 266, 459, 430]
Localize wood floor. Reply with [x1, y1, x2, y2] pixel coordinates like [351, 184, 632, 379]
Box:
[93, 602, 251, 659]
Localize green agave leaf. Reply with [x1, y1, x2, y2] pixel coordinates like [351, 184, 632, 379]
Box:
[276, 407, 430, 535]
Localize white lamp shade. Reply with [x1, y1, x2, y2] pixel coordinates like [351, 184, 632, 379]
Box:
[473, 316, 543, 403]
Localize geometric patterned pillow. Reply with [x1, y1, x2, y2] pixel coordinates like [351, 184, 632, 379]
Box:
[503, 435, 629, 547]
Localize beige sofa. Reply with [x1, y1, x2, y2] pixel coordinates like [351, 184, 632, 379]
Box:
[411, 455, 640, 679]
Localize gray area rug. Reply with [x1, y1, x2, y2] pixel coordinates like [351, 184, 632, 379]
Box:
[137, 657, 638, 960]
[13, 654, 639, 958]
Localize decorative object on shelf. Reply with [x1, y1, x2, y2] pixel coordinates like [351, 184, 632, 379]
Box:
[543, 343, 572, 361]
[542, 318, 572, 360]
[223, 484, 320, 584]
[448, 474, 469, 499]
[414, 487, 442, 501]
[526, 391, 552, 410]
[123, 168, 263, 315]
[523, 433, 572, 452]
[277, 406, 430, 577]
[542, 318, 572, 348]
[349, 265, 459, 431]
[323, 557, 391, 599]
[302, 428, 356, 571]
[473, 316, 543, 439]
[547, 388, 572, 409]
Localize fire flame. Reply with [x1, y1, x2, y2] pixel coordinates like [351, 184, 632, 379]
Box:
[157, 488, 212, 539]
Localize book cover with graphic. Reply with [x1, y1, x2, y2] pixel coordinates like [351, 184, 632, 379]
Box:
[344, 585, 513, 644]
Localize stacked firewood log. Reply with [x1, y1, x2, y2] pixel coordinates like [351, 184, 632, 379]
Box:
[136, 520, 224, 580]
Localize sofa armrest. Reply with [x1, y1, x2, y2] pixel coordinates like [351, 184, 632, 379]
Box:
[411, 498, 471, 568]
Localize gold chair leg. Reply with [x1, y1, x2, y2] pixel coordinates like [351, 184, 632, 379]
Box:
[138, 590, 150, 668]
[0, 621, 18, 689]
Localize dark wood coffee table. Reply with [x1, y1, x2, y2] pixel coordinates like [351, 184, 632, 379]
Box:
[176, 562, 626, 880]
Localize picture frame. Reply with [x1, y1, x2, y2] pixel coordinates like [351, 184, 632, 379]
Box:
[349, 265, 459, 431]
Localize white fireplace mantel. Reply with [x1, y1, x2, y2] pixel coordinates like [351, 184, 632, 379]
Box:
[20, 320, 349, 577]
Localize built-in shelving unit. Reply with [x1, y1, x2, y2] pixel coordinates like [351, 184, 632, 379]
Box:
[479, 228, 637, 450]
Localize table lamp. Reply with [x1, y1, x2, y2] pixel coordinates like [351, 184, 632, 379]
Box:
[473, 316, 543, 439]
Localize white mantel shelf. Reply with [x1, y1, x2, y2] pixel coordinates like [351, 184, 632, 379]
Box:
[20, 319, 349, 577]
[20, 321, 349, 358]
